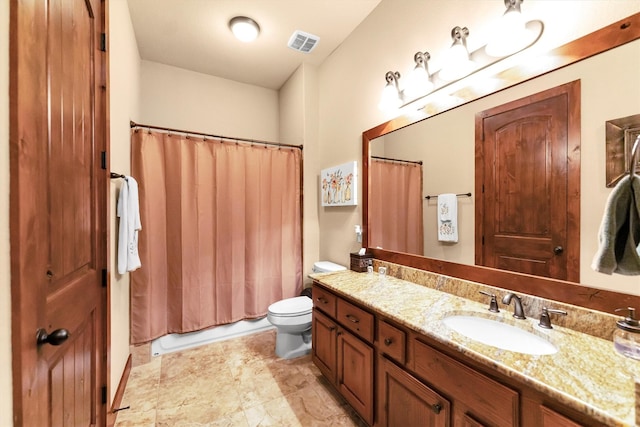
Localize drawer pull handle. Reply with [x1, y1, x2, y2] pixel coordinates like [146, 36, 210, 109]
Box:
[384, 338, 393, 346]
[431, 403, 443, 414]
[329, 326, 336, 331]
[346, 314, 360, 323]
[317, 297, 328, 304]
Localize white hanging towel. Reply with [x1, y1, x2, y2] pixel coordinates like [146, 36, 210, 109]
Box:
[437, 193, 458, 243]
[117, 176, 142, 274]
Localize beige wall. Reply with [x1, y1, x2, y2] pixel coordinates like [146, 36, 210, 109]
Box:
[0, 0, 12, 423]
[280, 63, 321, 283]
[317, 0, 640, 292]
[140, 61, 279, 141]
[108, 0, 141, 403]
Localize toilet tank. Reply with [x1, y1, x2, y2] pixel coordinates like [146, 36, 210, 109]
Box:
[312, 261, 347, 273]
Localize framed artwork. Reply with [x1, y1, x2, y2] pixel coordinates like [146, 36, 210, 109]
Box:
[321, 161, 357, 206]
[605, 113, 640, 187]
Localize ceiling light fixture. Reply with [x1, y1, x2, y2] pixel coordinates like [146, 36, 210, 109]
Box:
[378, 71, 403, 112]
[229, 16, 260, 43]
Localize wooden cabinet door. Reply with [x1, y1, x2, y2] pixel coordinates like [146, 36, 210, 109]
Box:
[379, 355, 450, 427]
[312, 308, 338, 383]
[338, 330, 375, 425]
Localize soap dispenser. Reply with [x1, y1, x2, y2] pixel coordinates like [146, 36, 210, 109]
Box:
[614, 307, 640, 360]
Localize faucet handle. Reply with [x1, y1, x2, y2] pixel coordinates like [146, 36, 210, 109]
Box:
[479, 291, 500, 313]
[538, 307, 568, 329]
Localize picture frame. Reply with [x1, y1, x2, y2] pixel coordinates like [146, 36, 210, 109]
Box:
[320, 161, 358, 206]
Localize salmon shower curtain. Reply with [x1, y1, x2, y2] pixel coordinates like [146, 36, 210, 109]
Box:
[370, 158, 424, 254]
[130, 129, 302, 344]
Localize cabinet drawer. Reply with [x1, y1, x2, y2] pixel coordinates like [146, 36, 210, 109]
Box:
[312, 285, 337, 318]
[377, 319, 406, 364]
[413, 339, 519, 427]
[540, 406, 582, 427]
[337, 298, 374, 344]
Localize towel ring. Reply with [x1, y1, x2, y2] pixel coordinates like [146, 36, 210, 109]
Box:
[631, 135, 640, 179]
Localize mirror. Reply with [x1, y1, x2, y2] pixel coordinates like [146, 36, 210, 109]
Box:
[363, 13, 640, 314]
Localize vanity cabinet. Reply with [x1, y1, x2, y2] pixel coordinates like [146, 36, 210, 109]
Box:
[311, 286, 374, 425]
[411, 336, 519, 427]
[378, 354, 450, 427]
[312, 281, 593, 427]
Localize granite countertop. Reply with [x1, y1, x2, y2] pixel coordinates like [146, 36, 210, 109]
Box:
[310, 270, 640, 427]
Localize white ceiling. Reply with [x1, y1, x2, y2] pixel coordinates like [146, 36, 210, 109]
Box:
[127, 0, 382, 90]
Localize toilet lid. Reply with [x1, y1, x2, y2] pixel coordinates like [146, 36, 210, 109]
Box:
[268, 296, 312, 316]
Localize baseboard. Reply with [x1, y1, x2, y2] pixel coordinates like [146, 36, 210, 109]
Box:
[106, 354, 132, 427]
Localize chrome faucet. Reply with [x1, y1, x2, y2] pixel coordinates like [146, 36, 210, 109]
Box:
[502, 293, 526, 319]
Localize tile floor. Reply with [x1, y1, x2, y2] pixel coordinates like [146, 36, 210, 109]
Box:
[114, 330, 368, 426]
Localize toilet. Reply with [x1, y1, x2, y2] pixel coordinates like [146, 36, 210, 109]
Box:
[267, 261, 347, 359]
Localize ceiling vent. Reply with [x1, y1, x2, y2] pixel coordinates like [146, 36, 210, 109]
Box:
[287, 30, 319, 54]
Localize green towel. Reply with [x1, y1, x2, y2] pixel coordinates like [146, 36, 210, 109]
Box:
[591, 174, 640, 275]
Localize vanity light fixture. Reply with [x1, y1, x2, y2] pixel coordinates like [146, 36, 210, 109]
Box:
[378, 0, 544, 114]
[378, 71, 403, 112]
[485, 0, 534, 57]
[405, 52, 434, 99]
[439, 26, 476, 81]
[229, 16, 260, 43]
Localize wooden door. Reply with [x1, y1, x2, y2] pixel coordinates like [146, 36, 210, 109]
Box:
[337, 330, 374, 425]
[312, 309, 338, 383]
[10, 0, 107, 425]
[475, 81, 580, 282]
[378, 355, 450, 427]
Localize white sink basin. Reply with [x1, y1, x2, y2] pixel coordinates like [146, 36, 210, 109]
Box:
[442, 315, 558, 355]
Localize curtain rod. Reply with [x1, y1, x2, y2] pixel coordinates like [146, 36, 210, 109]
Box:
[130, 121, 303, 150]
[371, 155, 423, 165]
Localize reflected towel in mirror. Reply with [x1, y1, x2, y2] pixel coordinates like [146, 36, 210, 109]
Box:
[437, 193, 458, 243]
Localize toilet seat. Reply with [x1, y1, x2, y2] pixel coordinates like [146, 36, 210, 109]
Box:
[268, 296, 312, 317]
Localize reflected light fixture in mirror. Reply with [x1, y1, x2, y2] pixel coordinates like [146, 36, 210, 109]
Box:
[486, 0, 535, 57]
[439, 26, 476, 81]
[378, 71, 403, 112]
[229, 16, 261, 42]
[405, 52, 434, 99]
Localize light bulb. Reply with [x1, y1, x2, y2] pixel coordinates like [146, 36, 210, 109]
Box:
[439, 43, 475, 81]
[486, 2, 533, 57]
[378, 72, 402, 112]
[406, 64, 434, 99]
[378, 82, 402, 111]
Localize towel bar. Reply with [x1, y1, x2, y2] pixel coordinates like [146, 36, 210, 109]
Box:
[425, 192, 472, 200]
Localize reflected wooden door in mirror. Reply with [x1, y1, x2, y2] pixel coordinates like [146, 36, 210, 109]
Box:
[475, 80, 580, 282]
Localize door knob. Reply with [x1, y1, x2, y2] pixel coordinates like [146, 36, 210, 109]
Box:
[36, 328, 70, 346]
[554, 246, 564, 255]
